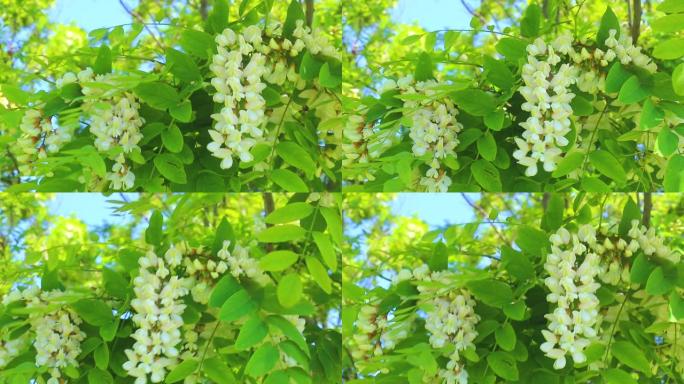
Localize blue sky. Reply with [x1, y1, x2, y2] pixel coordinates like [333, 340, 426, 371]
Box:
[392, 0, 472, 30]
[49, 193, 135, 227]
[50, 0, 133, 31]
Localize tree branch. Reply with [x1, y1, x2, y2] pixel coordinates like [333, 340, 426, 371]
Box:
[631, 0, 642, 43]
[118, 0, 165, 51]
[200, 0, 209, 20]
[305, 0, 314, 27]
[461, 193, 507, 243]
[642, 192, 652, 227]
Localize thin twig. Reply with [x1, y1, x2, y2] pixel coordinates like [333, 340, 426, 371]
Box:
[118, 0, 165, 51]
[460, 193, 507, 243]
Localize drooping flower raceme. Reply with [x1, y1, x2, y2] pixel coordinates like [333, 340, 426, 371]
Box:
[123, 245, 189, 383]
[78, 68, 145, 190]
[413, 265, 478, 384]
[219, 240, 270, 286]
[514, 36, 577, 177]
[541, 226, 601, 370]
[15, 108, 74, 175]
[21, 288, 87, 384]
[627, 219, 680, 264]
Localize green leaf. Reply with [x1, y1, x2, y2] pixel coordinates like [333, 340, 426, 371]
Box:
[552, 152, 584, 178]
[495, 38, 528, 62]
[87, 368, 113, 384]
[312, 232, 337, 271]
[135, 82, 180, 110]
[166, 359, 199, 383]
[180, 30, 215, 59]
[653, 38, 684, 60]
[320, 207, 343, 244]
[603, 369, 638, 384]
[99, 321, 117, 341]
[605, 62, 631, 93]
[611, 341, 652, 375]
[257, 225, 307, 243]
[306, 256, 332, 294]
[209, 275, 241, 308]
[276, 142, 316, 178]
[645, 267, 675, 296]
[618, 198, 640, 237]
[245, 344, 279, 377]
[495, 323, 516, 351]
[516, 225, 549, 256]
[501, 246, 533, 281]
[477, 131, 497, 161]
[414, 52, 433, 82]
[260, 250, 300, 272]
[72, 299, 112, 326]
[597, 7, 620, 47]
[658, 126, 679, 157]
[631, 254, 655, 285]
[319, 62, 341, 89]
[93, 45, 112, 75]
[162, 124, 184, 153]
[471, 159, 502, 192]
[588, 150, 626, 184]
[166, 48, 201, 82]
[466, 279, 513, 308]
[271, 169, 309, 192]
[520, 3, 541, 37]
[659, 0, 684, 12]
[452, 89, 497, 116]
[208, 0, 229, 33]
[673, 63, 684, 96]
[102, 267, 128, 300]
[543, 193, 564, 231]
[277, 273, 303, 308]
[236, 316, 268, 350]
[429, 242, 448, 272]
[153, 154, 187, 184]
[487, 351, 519, 381]
[212, 217, 235, 254]
[203, 357, 236, 383]
[266, 202, 314, 224]
[664, 155, 684, 192]
[670, 291, 684, 319]
[503, 301, 526, 321]
[219, 290, 258, 322]
[618, 76, 649, 104]
[266, 316, 308, 353]
[94, 343, 109, 370]
[640, 99, 664, 130]
[283, 0, 305, 37]
[484, 110, 505, 131]
[652, 14, 684, 33]
[570, 95, 593, 116]
[169, 101, 193, 123]
[483, 57, 514, 90]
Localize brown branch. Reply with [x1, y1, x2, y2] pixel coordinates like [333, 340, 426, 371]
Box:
[200, 0, 209, 20]
[460, 0, 487, 26]
[631, 0, 642, 43]
[305, 0, 314, 27]
[642, 192, 652, 227]
[262, 193, 275, 252]
[461, 193, 507, 243]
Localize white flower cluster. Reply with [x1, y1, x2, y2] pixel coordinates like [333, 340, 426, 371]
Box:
[382, 76, 462, 192]
[219, 240, 270, 285]
[350, 303, 410, 362]
[74, 68, 144, 190]
[515, 28, 657, 176]
[342, 115, 373, 169]
[627, 220, 680, 263]
[15, 108, 74, 174]
[413, 265, 478, 384]
[18, 288, 86, 384]
[541, 225, 601, 369]
[0, 336, 28, 369]
[184, 244, 230, 304]
[123, 245, 189, 383]
[514, 35, 577, 177]
[208, 18, 339, 170]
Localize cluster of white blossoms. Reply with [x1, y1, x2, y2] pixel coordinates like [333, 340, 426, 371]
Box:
[74, 68, 144, 190]
[626, 220, 680, 264]
[515, 28, 657, 177]
[183, 244, 230, 304]
[514, 34, 577, 177]
[5, 287, 87, 384]
[411, 265, 478, 384]
[381, 75, 462, 192]
[15, 108, 74, 174]
[209, 19, 338, 171]
[219, 240, 270, 285]
[350, 303, 411, 363]
[342, 115, 373, 170]
[123, 245, 189, 383]
[542, 225, 601, 370]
